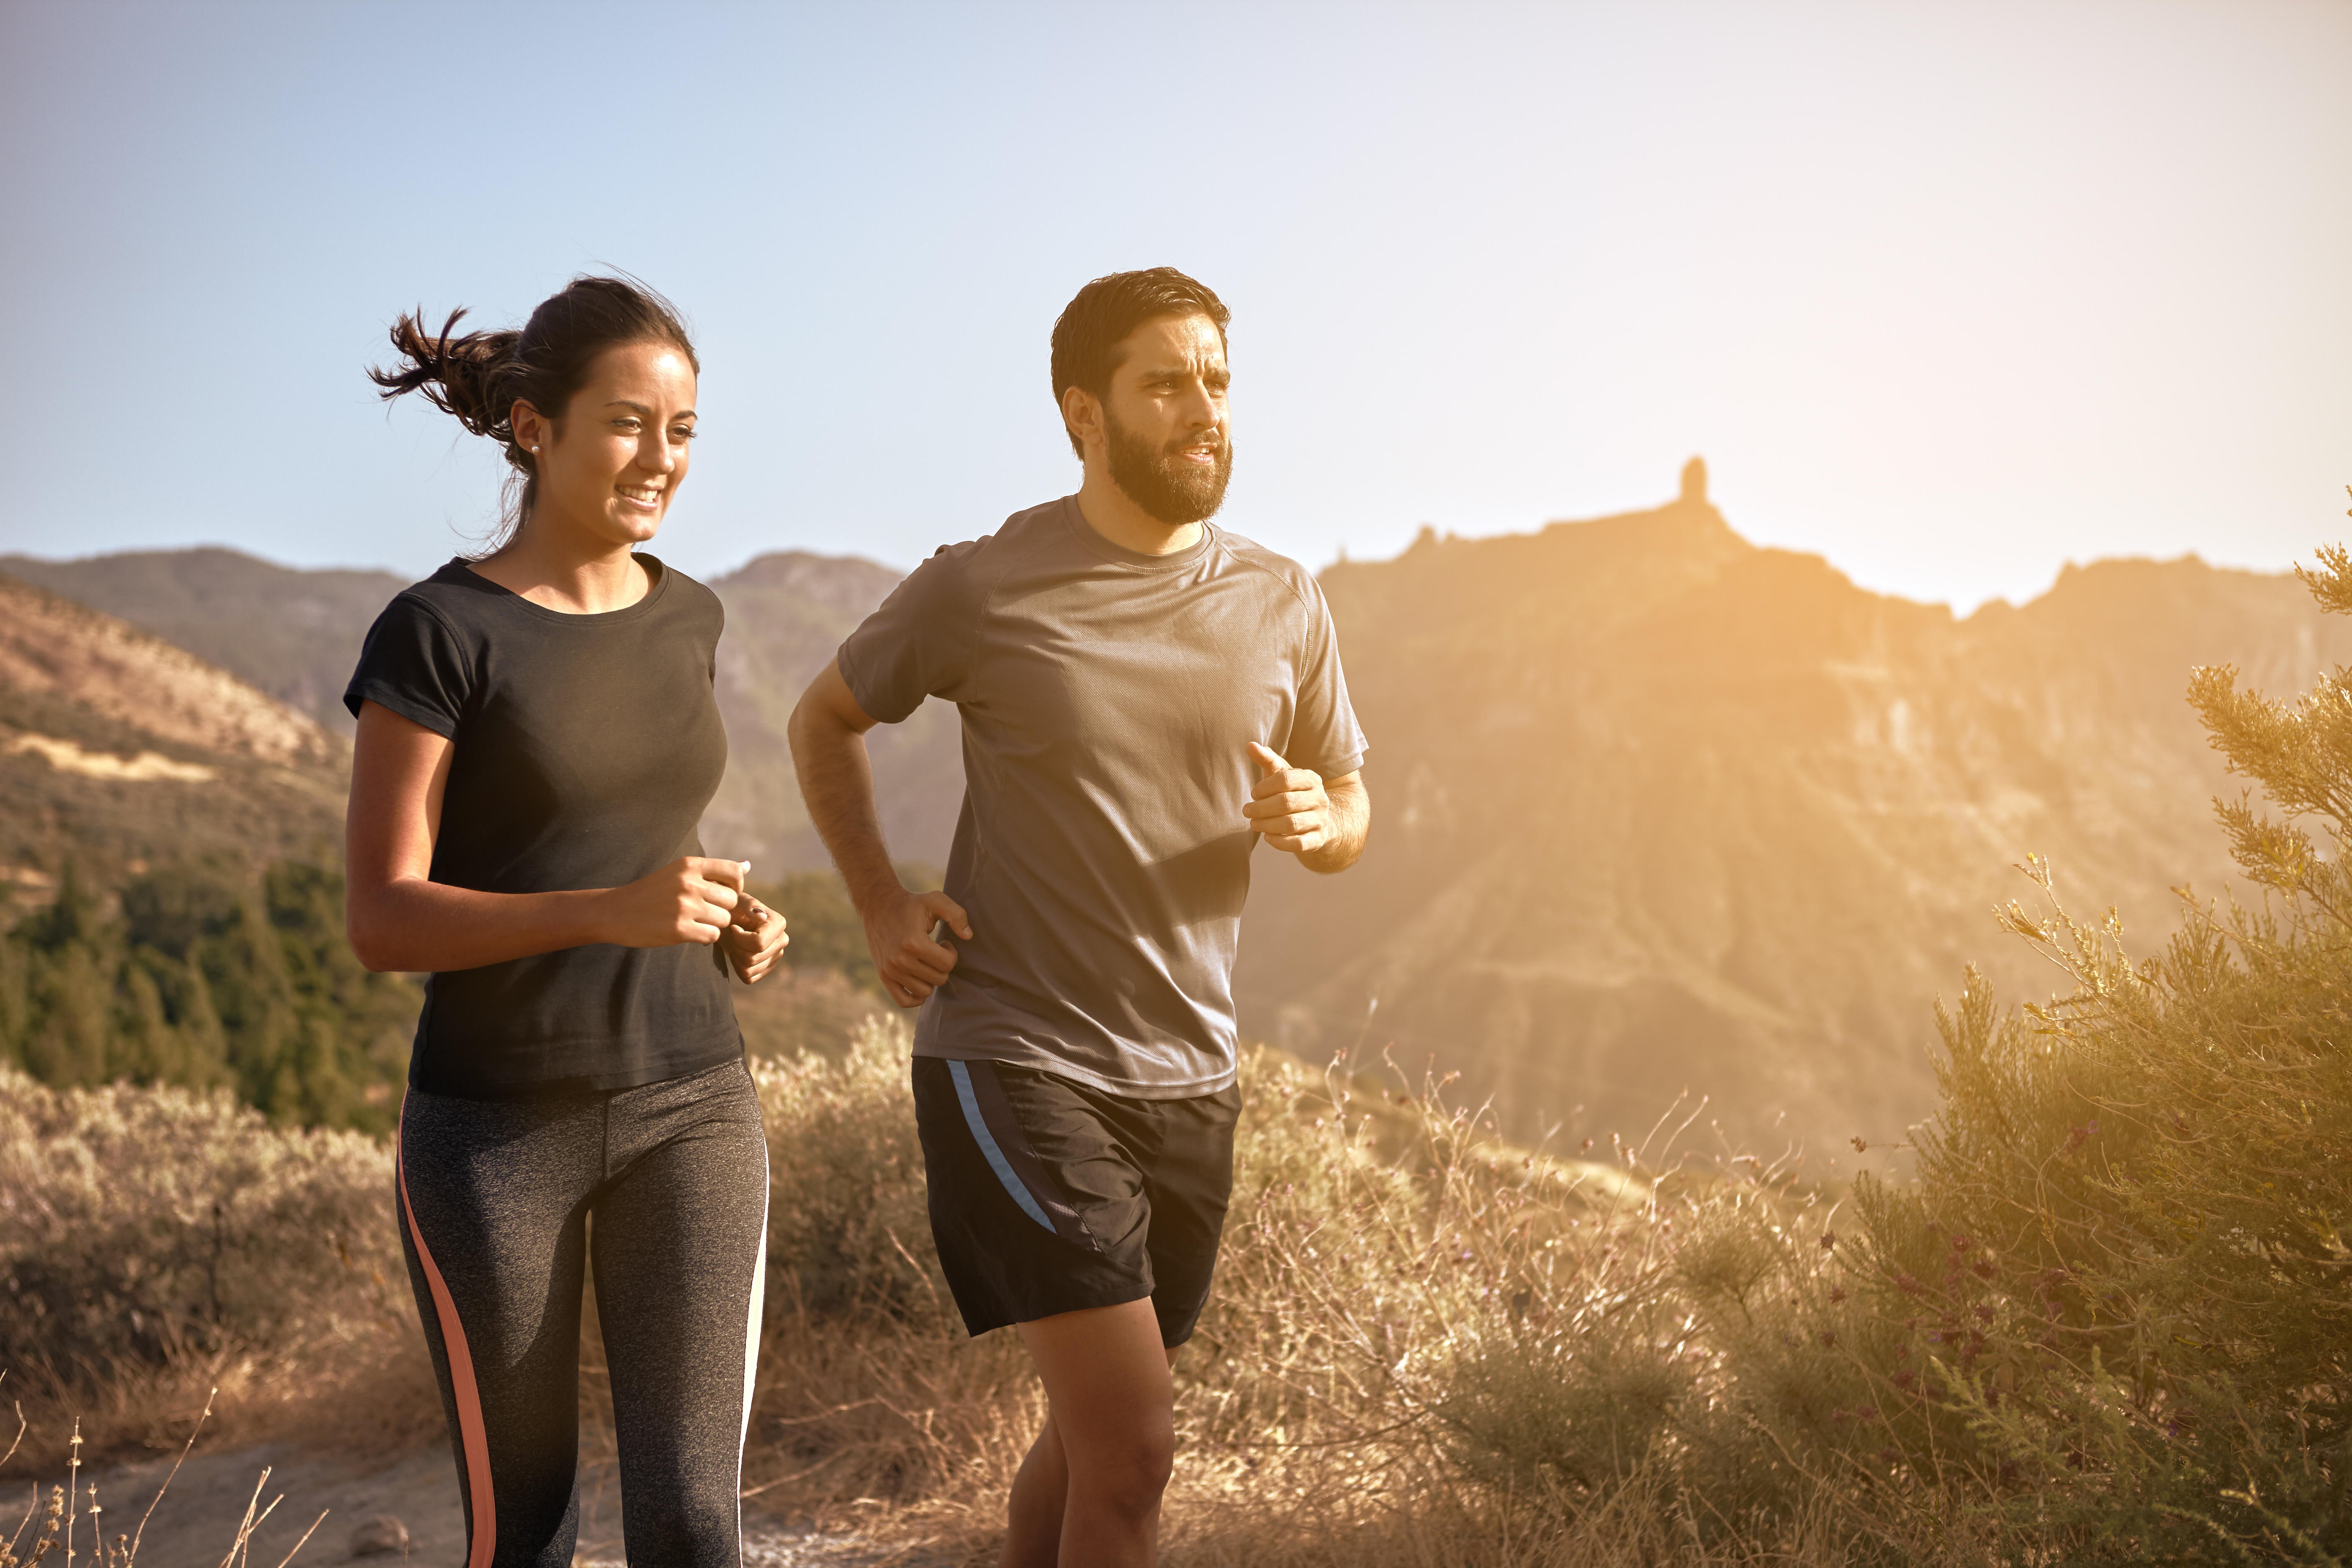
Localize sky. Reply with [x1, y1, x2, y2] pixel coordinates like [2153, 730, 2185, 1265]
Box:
[1, 0, 2347, 611]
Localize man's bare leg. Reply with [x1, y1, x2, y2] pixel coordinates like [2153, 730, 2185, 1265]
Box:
[1002, 1300, 1176, 1568]
[1003, 1409, 1069, 1568]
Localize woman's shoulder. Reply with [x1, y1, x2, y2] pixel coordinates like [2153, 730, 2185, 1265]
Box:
[371, 559, 511, 636]
[639, 554, 724, 630]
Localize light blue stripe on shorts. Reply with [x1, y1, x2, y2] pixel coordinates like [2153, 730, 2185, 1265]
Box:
[946, 1060, 1055, 1233]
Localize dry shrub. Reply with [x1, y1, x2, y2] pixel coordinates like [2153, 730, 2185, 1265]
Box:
[1172, 1055, 1992, 1567]
[0, 1070, 434, 1460]
[729, 1020, 1038, 1552]
[732, 965, 887, 1064]
[0, 1012, 2086, 1567]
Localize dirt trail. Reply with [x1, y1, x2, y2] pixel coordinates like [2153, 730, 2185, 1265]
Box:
[43, 1442, 938, 1566]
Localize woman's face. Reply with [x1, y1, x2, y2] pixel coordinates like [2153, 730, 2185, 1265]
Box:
[514, 340, 697, 550]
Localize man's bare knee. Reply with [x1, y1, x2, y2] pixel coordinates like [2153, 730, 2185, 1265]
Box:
[1066, 1424, 1174, 1520]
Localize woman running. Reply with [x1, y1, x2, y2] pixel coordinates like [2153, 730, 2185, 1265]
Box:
[342, 274, 787, 1567]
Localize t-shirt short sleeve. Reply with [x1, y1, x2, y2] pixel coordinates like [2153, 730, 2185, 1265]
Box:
[343, 593, 474, 738]
[836, 542, 985, 724]
[1287, 577, 1368, 780]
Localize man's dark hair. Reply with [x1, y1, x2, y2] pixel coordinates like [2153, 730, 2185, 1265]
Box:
[1050, 268, 1230, 458]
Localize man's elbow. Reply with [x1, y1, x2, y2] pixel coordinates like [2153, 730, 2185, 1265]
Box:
[788, 675, 873, 763]
[785, 708, 818, 774]
[786, 681, 835, 760]
[1310, 837, 1369, 875]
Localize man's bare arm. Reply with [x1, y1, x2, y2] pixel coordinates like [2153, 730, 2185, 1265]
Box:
[1301, 772, 1369, 874]
[787, 660, 974, 1007]
[786, 660, 898, 908]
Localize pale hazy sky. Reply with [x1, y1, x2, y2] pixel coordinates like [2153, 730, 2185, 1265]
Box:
[3, 0, 2346, 609]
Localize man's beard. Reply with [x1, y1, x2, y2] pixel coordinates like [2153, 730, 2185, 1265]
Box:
[1105, 409, 1232, 526]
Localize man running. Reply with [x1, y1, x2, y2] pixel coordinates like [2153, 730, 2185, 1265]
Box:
[789, 266, 1369, 1568]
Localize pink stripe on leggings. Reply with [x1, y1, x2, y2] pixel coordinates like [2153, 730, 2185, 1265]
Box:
[398, 1100, 497, 1568]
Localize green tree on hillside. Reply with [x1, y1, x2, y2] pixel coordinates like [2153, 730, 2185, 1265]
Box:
[1854, 541, 2352, 1560]
[0, 858, 417, 1130]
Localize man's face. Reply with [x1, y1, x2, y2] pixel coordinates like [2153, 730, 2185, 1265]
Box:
[1099, 313, 1232, 526]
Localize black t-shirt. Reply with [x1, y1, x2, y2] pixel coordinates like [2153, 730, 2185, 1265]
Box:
[343, 556, 741, 1099]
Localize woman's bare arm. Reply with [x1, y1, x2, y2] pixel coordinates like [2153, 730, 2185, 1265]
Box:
[344, 699, 745, 974]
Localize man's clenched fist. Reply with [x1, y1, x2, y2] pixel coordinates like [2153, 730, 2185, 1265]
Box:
[863, 886, 975, 1009]
[1244, 742, 1337, 856]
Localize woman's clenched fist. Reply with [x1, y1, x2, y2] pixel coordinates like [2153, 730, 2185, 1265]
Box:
[599, 856, 747, 948]
[724, 887, 791, 983]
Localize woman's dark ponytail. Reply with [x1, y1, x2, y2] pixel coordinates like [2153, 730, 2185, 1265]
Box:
[372, 311, 526, 443]
[369, 276, 696, 553]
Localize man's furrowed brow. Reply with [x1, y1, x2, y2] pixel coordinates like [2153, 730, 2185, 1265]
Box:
[1135, 359, 1231, 384]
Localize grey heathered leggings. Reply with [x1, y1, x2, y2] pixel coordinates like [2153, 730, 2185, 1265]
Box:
[395, 1058, 770, 1568]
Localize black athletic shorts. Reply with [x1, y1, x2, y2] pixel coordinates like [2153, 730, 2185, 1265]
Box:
[911, 1056, 1240, 1347]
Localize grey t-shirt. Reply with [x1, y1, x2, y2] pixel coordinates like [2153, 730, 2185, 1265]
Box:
[838, 495, 1367, 1099]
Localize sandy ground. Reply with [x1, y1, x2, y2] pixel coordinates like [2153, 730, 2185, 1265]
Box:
[29, 1441, 946, 1567]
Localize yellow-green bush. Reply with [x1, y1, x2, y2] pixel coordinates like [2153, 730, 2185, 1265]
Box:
[1834, 547, 2352, 1563]
[749, 1021, 941, 1323]
[0, 1068, 410, 1447]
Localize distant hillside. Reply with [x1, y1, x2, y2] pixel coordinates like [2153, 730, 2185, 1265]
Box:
[1, 544, 964, 868]
[1231, 467, 2349, 1154]
[701, 551, 964, 871]
[0, 574, 418, 1124]
[0, 548, 410, 735]
[0, 573, 349, 891]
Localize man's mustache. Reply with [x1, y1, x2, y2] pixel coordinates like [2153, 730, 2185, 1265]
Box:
[1160, 433, 1230, 459]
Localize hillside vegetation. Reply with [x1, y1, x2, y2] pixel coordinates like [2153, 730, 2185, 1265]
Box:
[0, 574, 415, 1127]
[0, 573, 349, 884]
[0, 548, 409, 736]
[8, 539, 2351, 1562]
[0, 859, 417, 1129]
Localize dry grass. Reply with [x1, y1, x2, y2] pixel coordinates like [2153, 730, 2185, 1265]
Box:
[0, 1022, 2097, 1566]
[0, 1070, 437, 1467]
[718, 1024, 2006, 1567]
[731, 965, 890, 1064]
[0, 1387, 338, 1568]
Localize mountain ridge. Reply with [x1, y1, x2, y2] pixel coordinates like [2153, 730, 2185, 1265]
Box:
[10, 483, 2339, 1150]
[0, 544, 961, 869]
[1232, 484, 2345, 1153]
[0, 572, 351, 892]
